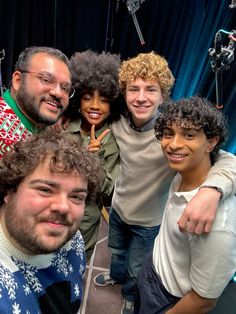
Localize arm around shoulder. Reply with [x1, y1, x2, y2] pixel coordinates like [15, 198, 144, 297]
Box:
[178, 150, 236, 234]
[203, 149, 236, 199]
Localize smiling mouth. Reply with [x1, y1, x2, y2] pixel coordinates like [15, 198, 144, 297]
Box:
[166, 152, 188, 162]
[133, 105, 151, 110]
[87, 112, 102, 118]
[41, 218, 71, 226]
[44, 100, 62, 110]
[168, 153, 187, 158]
[41, 222, 69, 233]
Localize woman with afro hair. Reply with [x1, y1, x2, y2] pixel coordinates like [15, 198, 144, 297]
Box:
[59, 50, 124, 257]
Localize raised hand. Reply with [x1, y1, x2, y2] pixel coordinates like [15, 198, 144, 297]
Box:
[87, 124, 110, 152]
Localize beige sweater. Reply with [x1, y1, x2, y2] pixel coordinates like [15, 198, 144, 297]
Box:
[111, 115, 236, 227]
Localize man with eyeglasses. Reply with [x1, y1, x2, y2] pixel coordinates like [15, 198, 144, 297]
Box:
[0, 46, 75, 159]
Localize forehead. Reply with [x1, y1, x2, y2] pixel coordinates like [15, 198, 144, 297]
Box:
[127, 77, 160, 88]
[29, 53, 71, 82]
[22, 158, 87, 186]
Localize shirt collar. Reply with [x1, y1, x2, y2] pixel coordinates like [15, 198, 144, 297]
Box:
[171, 173, 200, 202]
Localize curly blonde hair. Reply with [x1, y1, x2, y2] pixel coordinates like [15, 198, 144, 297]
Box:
[119, 52, 175, 99]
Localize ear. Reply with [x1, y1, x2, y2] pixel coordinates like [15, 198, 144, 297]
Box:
[3, 193, 13, 205]
[207, 136, 220, 153]
[11, 71, 22, 92]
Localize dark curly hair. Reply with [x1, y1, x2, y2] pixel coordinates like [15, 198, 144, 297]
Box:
[155, 96, 228, 163]
[65, 50, 124, 122]
[0, 129, 104, 206]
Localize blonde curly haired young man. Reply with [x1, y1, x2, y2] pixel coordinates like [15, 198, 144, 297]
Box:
[94, 52, 236, 314]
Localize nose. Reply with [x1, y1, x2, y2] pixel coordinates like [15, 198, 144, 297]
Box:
[49, 82, 63, 99]
[137, 89, 147, 102]
[169, 135, 184, 149]
[90, 97, 100, 109]
[50, 193, 70, 214]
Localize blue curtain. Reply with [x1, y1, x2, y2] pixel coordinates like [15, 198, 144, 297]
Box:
[167, 1, 236, 153]
[0, 0, 235, 151]
[111, 0, 236, 153]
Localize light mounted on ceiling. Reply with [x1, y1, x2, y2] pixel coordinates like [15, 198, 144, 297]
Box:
[126, 0, 146, 45]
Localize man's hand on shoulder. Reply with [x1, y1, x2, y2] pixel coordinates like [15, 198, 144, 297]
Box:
[178, 187, 221, 234]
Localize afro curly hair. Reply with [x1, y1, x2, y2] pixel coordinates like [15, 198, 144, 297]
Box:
[65, 50, 124, 122]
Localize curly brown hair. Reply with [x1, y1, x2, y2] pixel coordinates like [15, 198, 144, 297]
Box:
[0, 129, 104, 206]
[155, 96, 228, 164]
[119, 51, 175, 99]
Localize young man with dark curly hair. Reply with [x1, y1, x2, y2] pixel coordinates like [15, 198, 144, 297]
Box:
[135, 96, 236, 314]
[0, 46, 74, 159]
[0, 129, 103, 313]
[94, 52, 236, 314]
[55, 50, 124, 256]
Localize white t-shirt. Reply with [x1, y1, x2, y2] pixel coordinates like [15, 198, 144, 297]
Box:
[153, 173, 236, 298]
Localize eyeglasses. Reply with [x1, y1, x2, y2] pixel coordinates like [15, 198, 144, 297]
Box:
[20, 70, 75, 98]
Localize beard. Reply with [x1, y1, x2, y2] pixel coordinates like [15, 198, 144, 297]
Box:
[15, 80, 64, 126]
[3, 200, 79, 255]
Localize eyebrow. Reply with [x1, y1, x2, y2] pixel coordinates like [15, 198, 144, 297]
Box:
[181, 126, 202, 131]
[29, 179, 88, 193]
[37, 72, 72, 84]
[35, 71, 54, 77]
[128, 84, 159, 89]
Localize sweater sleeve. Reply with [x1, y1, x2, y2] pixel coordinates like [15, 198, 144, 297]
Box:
[203, 150, 236, 199]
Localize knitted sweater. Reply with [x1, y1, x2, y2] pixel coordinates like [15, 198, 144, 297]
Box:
[0, 225, 86, 314]
[0, 90, 36, 159]
[111, 115, 236, 227]
[111, 115, 174, 227]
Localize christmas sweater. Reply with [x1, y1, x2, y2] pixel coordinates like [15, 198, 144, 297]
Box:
[0, 226, 86, 314]
[0, 90, 36, 159]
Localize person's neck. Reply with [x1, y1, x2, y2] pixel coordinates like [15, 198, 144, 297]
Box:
[81, 120, 105, 134]
[132, 118, 146, 128]
[81, 120, 91, 134]
[178, 161, 212, 192]
[131, 112, 158, 129]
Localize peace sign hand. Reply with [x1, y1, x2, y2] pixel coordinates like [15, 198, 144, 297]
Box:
[87, 124, 110, 152]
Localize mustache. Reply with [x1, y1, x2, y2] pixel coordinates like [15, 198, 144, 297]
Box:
[38, 213, 72, 226]
[41, 96, 63, 109]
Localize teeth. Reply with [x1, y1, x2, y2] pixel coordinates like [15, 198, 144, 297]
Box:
[170, 153, 186, 158]
[46, 100, 58, 107]
[89, 113, 100, 118]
